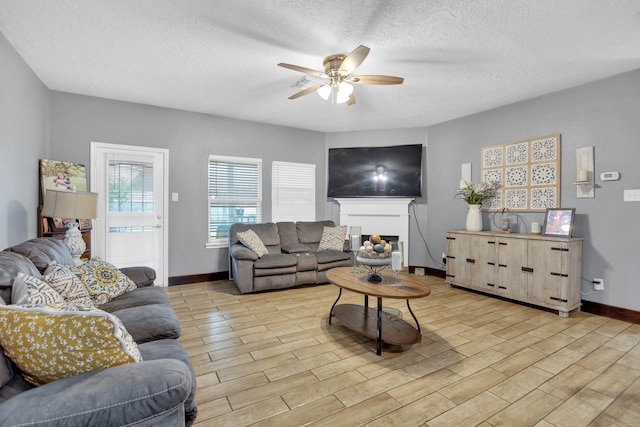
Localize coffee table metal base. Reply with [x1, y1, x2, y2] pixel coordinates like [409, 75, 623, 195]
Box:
[329, 291, 422, 355]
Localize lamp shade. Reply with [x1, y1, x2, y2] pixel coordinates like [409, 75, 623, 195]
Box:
[41, 190, 98, 219]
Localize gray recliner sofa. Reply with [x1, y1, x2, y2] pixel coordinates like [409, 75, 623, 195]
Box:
[229, 220, 352, 294]
[0, 237, 197, 426]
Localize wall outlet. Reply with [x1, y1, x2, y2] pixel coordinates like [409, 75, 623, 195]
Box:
[593, 278, 604, 291]
[414, 268, 425, 276]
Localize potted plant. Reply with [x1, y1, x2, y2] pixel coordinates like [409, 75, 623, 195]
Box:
[454, 181, 501, 231]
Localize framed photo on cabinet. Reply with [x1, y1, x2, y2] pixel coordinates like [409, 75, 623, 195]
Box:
[543, 208, 575, 237]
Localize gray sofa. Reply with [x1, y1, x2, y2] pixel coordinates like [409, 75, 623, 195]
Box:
[0, 237, 197, 426]
[229, 220, 352, 293]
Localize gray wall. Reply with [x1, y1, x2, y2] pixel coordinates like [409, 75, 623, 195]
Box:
[0, 32, 48, 248]
[426, 69, 640, 311]
[3, 29, 640, 311]
[47, 92, 326, 277]
[324, 129, 432, 267]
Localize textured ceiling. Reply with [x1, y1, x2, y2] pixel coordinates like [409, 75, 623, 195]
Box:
[1, 0, 640, 132]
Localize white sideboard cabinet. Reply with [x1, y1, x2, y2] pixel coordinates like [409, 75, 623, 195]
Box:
[445, 230, 583, 317]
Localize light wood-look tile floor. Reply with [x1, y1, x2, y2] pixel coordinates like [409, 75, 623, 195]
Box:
[166, 275, 640, 426]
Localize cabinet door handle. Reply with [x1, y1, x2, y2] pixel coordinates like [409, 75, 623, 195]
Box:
[498, 286, 507, 290]
[499, 264, 507, 268]
[446, 255, 455, 259]
[550, 296, 568, 303]
[521, 267, 534, 273]
[446, 274, 455, 278]
[487, 241, 495, 244]
[499, 242, 508, 246]
[446, 236, 456, 240]
[487, 283, 495, 287]
[466, 258, 475, 264]
[487, 262, 495, 266]
[551, 247, 569, 252]
[550, 272, 569, 277]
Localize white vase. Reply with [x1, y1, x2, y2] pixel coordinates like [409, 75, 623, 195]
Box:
[466, 204, 483, 231]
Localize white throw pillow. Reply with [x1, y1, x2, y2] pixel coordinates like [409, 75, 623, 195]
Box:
[318, 226, 347, 251]
[237, 229, 269, 257]
[11, 273, 67, 306]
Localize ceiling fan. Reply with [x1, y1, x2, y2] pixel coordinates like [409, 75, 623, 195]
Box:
[277, 45, 404, 105]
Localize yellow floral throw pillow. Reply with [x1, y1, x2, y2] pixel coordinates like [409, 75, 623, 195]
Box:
[0, 304, 142, 386]
[68, 259, 137, 305]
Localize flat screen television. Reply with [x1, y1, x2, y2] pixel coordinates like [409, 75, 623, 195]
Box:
[327, 144, 423, 198]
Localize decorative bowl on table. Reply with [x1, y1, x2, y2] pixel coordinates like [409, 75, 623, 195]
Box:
[355, 235, 392, 282]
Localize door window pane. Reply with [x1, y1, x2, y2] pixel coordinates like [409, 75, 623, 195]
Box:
[108, 161, 154, 213]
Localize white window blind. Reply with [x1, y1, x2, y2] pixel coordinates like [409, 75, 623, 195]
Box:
[208, 155, 262, 247]
[272, 161, 316, 222]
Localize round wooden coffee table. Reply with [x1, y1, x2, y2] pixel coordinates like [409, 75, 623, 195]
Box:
[326, 266, 431, 355]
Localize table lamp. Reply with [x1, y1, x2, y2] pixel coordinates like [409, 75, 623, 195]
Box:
[41, 189, 98, 265]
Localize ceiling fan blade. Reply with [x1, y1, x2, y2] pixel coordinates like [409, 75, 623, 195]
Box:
[346, 93, 356, 106]
[339, 45, 370, 75]
[277, 63, 328, 79]
[288, 84, 326, 100]
[348, 75, 404, 85]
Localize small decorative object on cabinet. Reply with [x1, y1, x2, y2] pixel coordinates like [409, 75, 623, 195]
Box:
[455, 181, 501, 231]
[466, 204, 483, 231]
[445, 230, 583, 318]
[40, 190, 98, 264]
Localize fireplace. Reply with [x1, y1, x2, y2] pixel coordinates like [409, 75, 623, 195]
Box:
[335, 198, 413, 265]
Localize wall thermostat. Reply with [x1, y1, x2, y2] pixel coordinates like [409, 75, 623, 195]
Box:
[600, 171, 620, 181]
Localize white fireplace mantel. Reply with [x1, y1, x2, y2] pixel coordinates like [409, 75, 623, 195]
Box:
[335, 198, 413, 265]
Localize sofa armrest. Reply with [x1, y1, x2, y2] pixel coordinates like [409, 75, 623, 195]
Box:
[281, 243, 311, 254]
[0, 359, 194, 427]
[120, 266, 156, 287]
[230, 243, 259, 261]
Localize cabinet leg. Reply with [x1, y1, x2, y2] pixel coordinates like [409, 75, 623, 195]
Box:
[559, 310, 569, 318]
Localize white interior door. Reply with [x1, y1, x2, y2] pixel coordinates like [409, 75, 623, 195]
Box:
[91, 142, 169, 286]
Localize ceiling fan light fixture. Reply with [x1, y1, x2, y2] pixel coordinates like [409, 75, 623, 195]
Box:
[317, 84, 331, 100]
[336, 82, 354, 104]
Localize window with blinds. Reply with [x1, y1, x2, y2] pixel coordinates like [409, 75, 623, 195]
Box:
[272, 161, 316, 222]
[208, 155, 262, 246]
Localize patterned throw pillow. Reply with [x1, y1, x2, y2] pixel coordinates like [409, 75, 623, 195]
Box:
[42, 263, 95, 308]
[0, 304, 142, 386]
[68, 259, 137, 305]
[237, 229, 269, 257]
[11, 273, 67, 306]
[318, 226, 347, 251]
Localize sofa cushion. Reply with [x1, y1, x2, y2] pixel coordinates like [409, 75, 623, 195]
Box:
[110, 304, 182, 343]
[138, 339, 198, 424]
[67, 258, 137, 305]
[0, 252, 45, 304]
[254, 253, 297, 269]
[11, 273, 67, 306]
[120, 266, 156, 287]
[315, 249, 352, 265]
[237, 229, 269, 257]
[318, 225, 347, 251]
[231, 222, 281, 250]
[42, 263, 95, 307]
[0, 304, 141, 386]
[296, 220, 335, 244]
[5, 238, 75, 272]
[98, 286, 170, 312]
